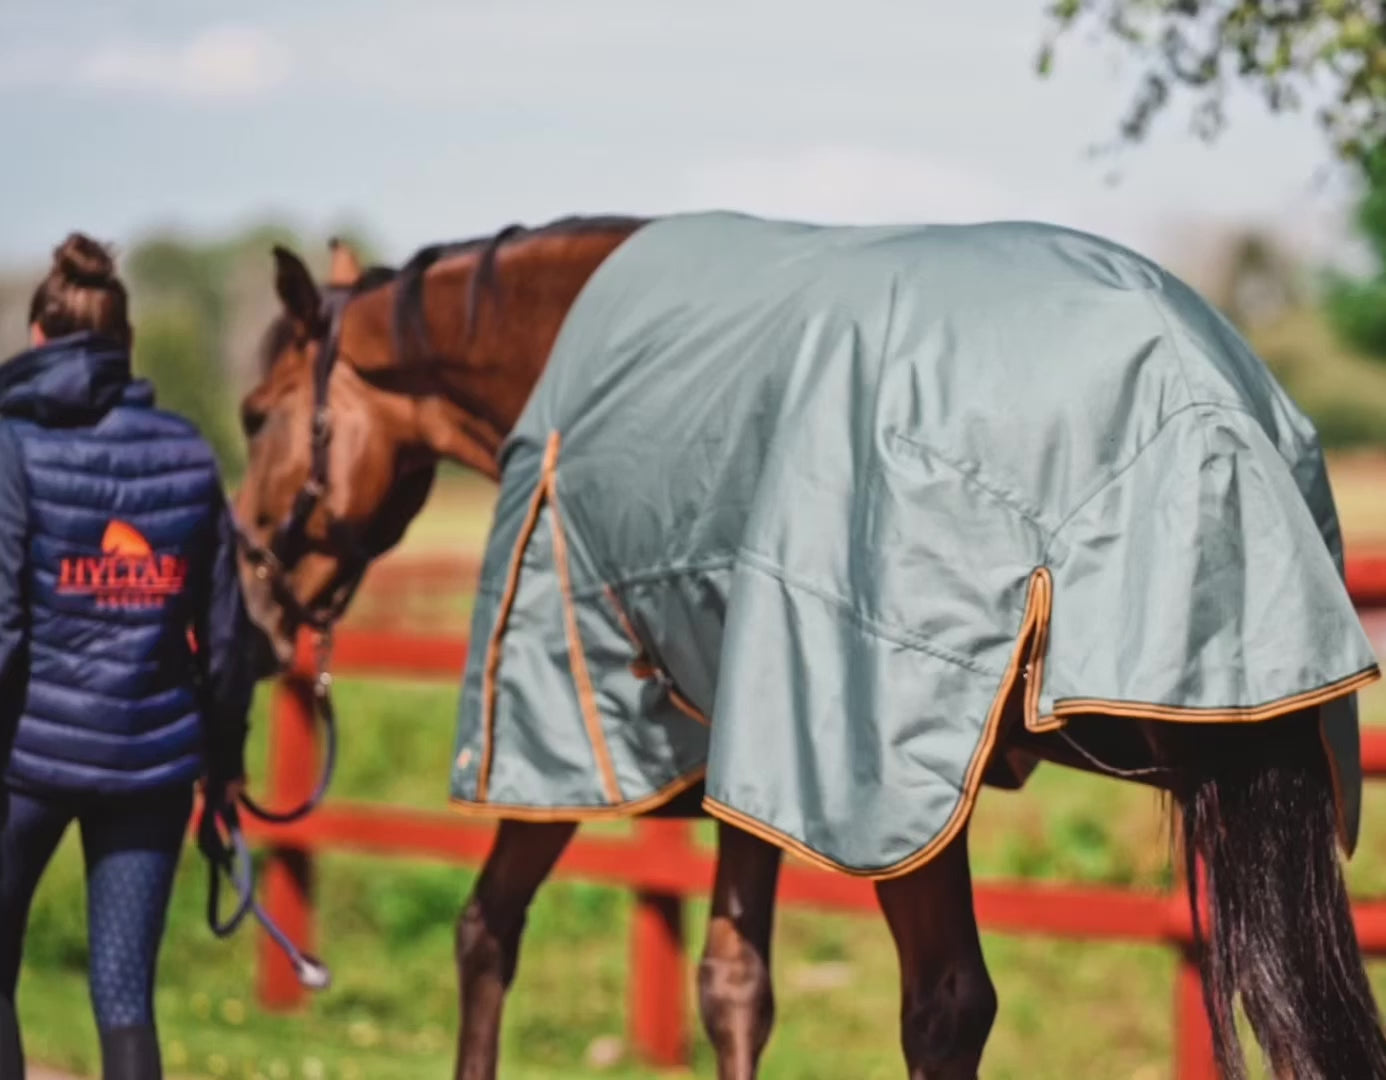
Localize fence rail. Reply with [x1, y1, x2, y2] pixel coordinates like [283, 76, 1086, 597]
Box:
[244, 552, 1386, 1078]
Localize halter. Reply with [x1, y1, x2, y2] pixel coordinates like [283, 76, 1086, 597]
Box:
[235, 283, 373, 638]
[203, 282, 366, 992]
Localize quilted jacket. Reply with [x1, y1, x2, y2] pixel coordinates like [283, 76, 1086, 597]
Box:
[0, 331, 251, 796]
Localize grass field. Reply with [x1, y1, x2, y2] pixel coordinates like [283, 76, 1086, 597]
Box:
[15, 451, 1386, 1080]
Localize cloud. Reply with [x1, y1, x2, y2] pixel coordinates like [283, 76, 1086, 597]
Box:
[280, 1, 1042, 115]
[5, 25, 290, 100]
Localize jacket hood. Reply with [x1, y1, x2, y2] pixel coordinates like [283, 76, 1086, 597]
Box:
[0, 331, 150, 424]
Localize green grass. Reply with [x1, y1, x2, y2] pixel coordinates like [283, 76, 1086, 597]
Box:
[18, 450, 1386, 1079]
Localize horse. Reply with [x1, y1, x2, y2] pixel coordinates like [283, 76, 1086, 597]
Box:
[233, 215, 1386, 1080]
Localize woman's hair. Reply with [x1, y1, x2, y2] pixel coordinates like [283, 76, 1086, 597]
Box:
[27, 233, 131, 347]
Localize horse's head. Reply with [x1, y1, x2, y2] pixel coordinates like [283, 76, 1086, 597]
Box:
[235, 241, 437, 665]
[235, 220, 643, 665]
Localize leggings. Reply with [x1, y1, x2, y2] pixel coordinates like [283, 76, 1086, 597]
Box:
[0, 784, 193, 1033]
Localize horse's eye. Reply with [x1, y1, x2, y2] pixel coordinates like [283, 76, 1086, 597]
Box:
[241, 402, 267, 438]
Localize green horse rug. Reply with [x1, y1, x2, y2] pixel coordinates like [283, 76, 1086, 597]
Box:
[448, 212, 1379, 877]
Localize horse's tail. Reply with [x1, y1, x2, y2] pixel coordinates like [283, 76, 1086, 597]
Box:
[1176, 710, 1386, 1079]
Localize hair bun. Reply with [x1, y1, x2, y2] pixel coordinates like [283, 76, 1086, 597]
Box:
[53, 232, 116, 287]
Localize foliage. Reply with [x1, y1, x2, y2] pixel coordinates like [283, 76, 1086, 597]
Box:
[130, 287, 243, 477]
[1038, 1, 1386, 163]
[1325, 145, 1386, 362]
[1249, 303, 1386, 446]
[1166, 219, 1386, 448]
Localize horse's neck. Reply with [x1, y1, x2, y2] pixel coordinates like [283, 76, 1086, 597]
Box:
[421, 226, 639, 477]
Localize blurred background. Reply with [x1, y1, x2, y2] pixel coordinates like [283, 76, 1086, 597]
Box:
[6, 2, 1386, 1077]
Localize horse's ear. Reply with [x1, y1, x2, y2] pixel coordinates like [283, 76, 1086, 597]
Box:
[272, 245, 323, 334]
[327, 237, 363, 288]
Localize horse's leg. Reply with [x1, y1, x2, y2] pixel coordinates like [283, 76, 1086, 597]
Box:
[454, 819, 576, 1080]
[699, 822, 783, 1080]
[876, 826, 995, 1080]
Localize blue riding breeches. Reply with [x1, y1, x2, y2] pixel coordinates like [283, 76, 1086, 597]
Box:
[0, 784, 193, 1031]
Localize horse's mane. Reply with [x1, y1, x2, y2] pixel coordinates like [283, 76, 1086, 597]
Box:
[257, 216, 643, 375]
[392, 215, 643, 366]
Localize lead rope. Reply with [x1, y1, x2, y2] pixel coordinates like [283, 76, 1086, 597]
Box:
[238, 627, 339, 825]
[199, 627, 339, 990]
[1055, 728, 1171, 781]
[198, 795, 332, 990]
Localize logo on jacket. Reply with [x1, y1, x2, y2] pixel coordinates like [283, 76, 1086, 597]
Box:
[57, 521, 189, 610]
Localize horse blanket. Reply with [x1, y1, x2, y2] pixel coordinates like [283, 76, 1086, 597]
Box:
[450, 212, 1380, 876]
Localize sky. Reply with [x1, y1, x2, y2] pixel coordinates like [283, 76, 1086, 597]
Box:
[0, 0, 1368, 275]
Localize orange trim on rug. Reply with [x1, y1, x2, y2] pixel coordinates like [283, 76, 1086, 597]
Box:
[668, 687, 710, 726]
[704, 568, 1054, 881]
[545, 441, 624, 804]
[475, 433, 561, 803]
[604, 584, 643, 647]
[450, 767, 706, 822]
[1041, 665, 1380, 726]
[1013, 573, 1372, 847]
[604, 583, 711, 726]
[1022, 568, 1056, 733]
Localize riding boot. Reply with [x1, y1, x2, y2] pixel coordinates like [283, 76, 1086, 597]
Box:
[0, 994, 22, 1080]
[98, 1025, 161, 1080]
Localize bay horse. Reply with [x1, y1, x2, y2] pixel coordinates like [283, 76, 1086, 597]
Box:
[234, 217, 1386, 1079]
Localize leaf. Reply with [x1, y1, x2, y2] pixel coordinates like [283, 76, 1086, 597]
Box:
[1049, 0, 1083, 23]
[1036, 0, 1386, 168]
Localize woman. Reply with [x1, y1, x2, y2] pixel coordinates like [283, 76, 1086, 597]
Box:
[0, 234, 253, 1080]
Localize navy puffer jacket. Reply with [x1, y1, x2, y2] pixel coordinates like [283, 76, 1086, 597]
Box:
[0, 332, 252, 796]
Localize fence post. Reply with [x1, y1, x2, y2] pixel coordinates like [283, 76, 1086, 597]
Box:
[1173, 852, 1217, 1080]
[1175, 946, 1218, 1080]
[629, 819, 691, 1067]
[257, 633, 318, 1011]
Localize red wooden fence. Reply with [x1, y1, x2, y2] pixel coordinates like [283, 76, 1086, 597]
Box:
[240, 553, 1386, 1078]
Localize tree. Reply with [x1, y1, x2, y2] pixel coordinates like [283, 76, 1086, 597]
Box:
[1038, 1, 1386, 163]
[125, 236, 247, 478]
[1324, 144, 1386, 358]
[134, 302, 244, 475]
